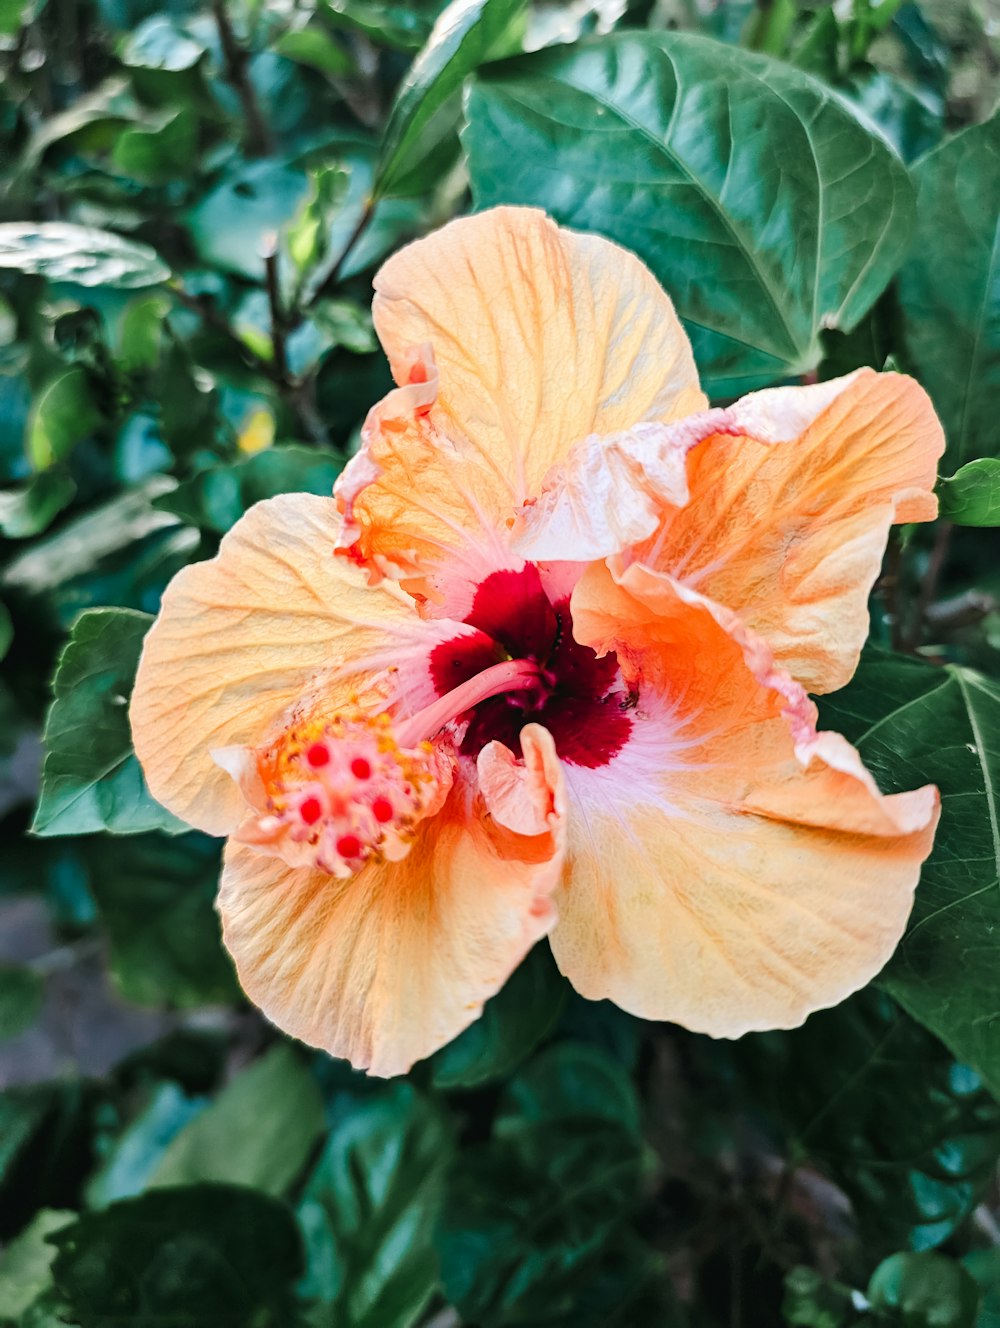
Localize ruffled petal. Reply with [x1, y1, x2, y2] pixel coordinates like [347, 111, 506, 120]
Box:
[217, 741, 565, 1077]
[547, 560, 939, 1036]
[336, 206, 704, 586]
[130, 494, 461, 836]
[633, 368, 944, 693]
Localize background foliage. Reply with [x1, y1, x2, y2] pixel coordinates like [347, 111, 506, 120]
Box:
[1, 0, 999, 1324]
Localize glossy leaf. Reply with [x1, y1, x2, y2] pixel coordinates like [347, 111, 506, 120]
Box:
[0, 470, 76, 539]
[33, 608, 185, 836]
[821, 651, 1000, 1097]
[898, 111, 1000, 468]
[0, 223, 170, 288]
[464, 31, 914, 395]
[27, 368, 101, 471]
[375, 0, 525, 199]
[150, 1044, 325, 1196]
[49, 1185, 303, 1328]
[88, 832, 238, 1007]
[85, 1082, 206, 1207]
[297, 1082, 450, 1328]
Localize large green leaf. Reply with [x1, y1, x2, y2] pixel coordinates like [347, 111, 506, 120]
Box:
[88, 833, 238, 1007]
[32, 608, 185, 836]
[821, 651, 1000, 1096]
[463, 31, 914, 395]
[0, 223, 170, 288]
[375, 0, 525, 199]
[85, 1082, 206, 1207]
[898, 112, 1000, 469]
[49, 1185, 303, 1328]
[0, 1209, 75, 1322]
[150, 1044, 325, 1196]
[297, 1082, 450, 1328]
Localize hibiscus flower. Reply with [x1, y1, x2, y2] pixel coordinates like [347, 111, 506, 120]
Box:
[131, 207, 943, 1076]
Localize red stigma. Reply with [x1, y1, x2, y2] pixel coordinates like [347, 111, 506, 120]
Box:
[351, 757, 372, 780]
[306, 742, 330, 768]
[408, 362, 428, 384]
[336, 833, 362, 859]
[300, 796, 322, 825]
[372, 796, 393, 824]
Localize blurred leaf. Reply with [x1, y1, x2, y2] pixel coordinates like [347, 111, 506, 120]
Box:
[111, 107, 199, 185]
[85, 1082, 206, 1207]
[464, 31, 914, 395]
[0, 224, 170, 289]
[898, 110, 1000, 468]
[318, 0, 447, 52]
[821, 652, 1000, 1099]
[430, 943, 566, 1090]
[152, 444, 341, 534]
[49, 1184, 304, 1328]
[0, 471, 76, 539]
[298, 1081, 450, 1328]
[375, 0, 526, 199]
[0, 0, 42, 35]
[0, 962, 44, 1040]
[151, 1044, 325, 1196]
[28, 368, 101, 471]
[0, 1209, 75, 1321]
[33, 607, 186, 836]
[274, 25, 355, 76]
[119, 13, 207, 70]
[186, 160, 310, 281]
[158, 337, 221, 459]
[838, 68, 943, 165]
[116, 293, 171, 374]
[88, 832, 238, 1006]
[867, 1252, 980, 1327]
[937, 459, 1000, 526]
[782, 1266, 865, 1328]
[0, 600, 11, 661]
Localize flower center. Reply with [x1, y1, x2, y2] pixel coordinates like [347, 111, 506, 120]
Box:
[428, 565, 633, 768]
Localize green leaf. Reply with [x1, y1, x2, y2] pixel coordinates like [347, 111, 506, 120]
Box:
[152, 444, 342, 534]
[820, 652, 1000, 1097]
[150, 1044, 325, 1196]
[0, 222, 170, 288]
[27, 368, 101, 470]
[464, 31, 914, 395]
[898, 111, 1000, 469]
[88, 832, 238, 1006]
[116, 292, 171, 374]
[32, 607, 186, 836]
[0, 962, 44, 1039]
[937, 458, 1000, 526]
[318, 0, 444, 52]
[375, 0, 525, 199]
[111, 106, 198, 185]
[119, 14, 206, 70]
[49, 1185, 304, 1328]
[274, 25, 355, 76]
[85, 1082, 207, 1207]
[868, 1252, 980, 1327]
[0, 1209, 75, 1321]
[0, 599, 11, 662]
[430, 943, 566, 1089]
[783, 1266, 865, 1328]
[0, 470, 76, 538]
[496, 1041, 640, 1135]
[298, 1081, 450, 1328]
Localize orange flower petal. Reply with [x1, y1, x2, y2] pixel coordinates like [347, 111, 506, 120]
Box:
[130, 494, 454, 836]
[336, 206, 704, 586]
[637, 368, 944, 693]
[549, 560, 939, 1035]
[217, 746, 565, 1076]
